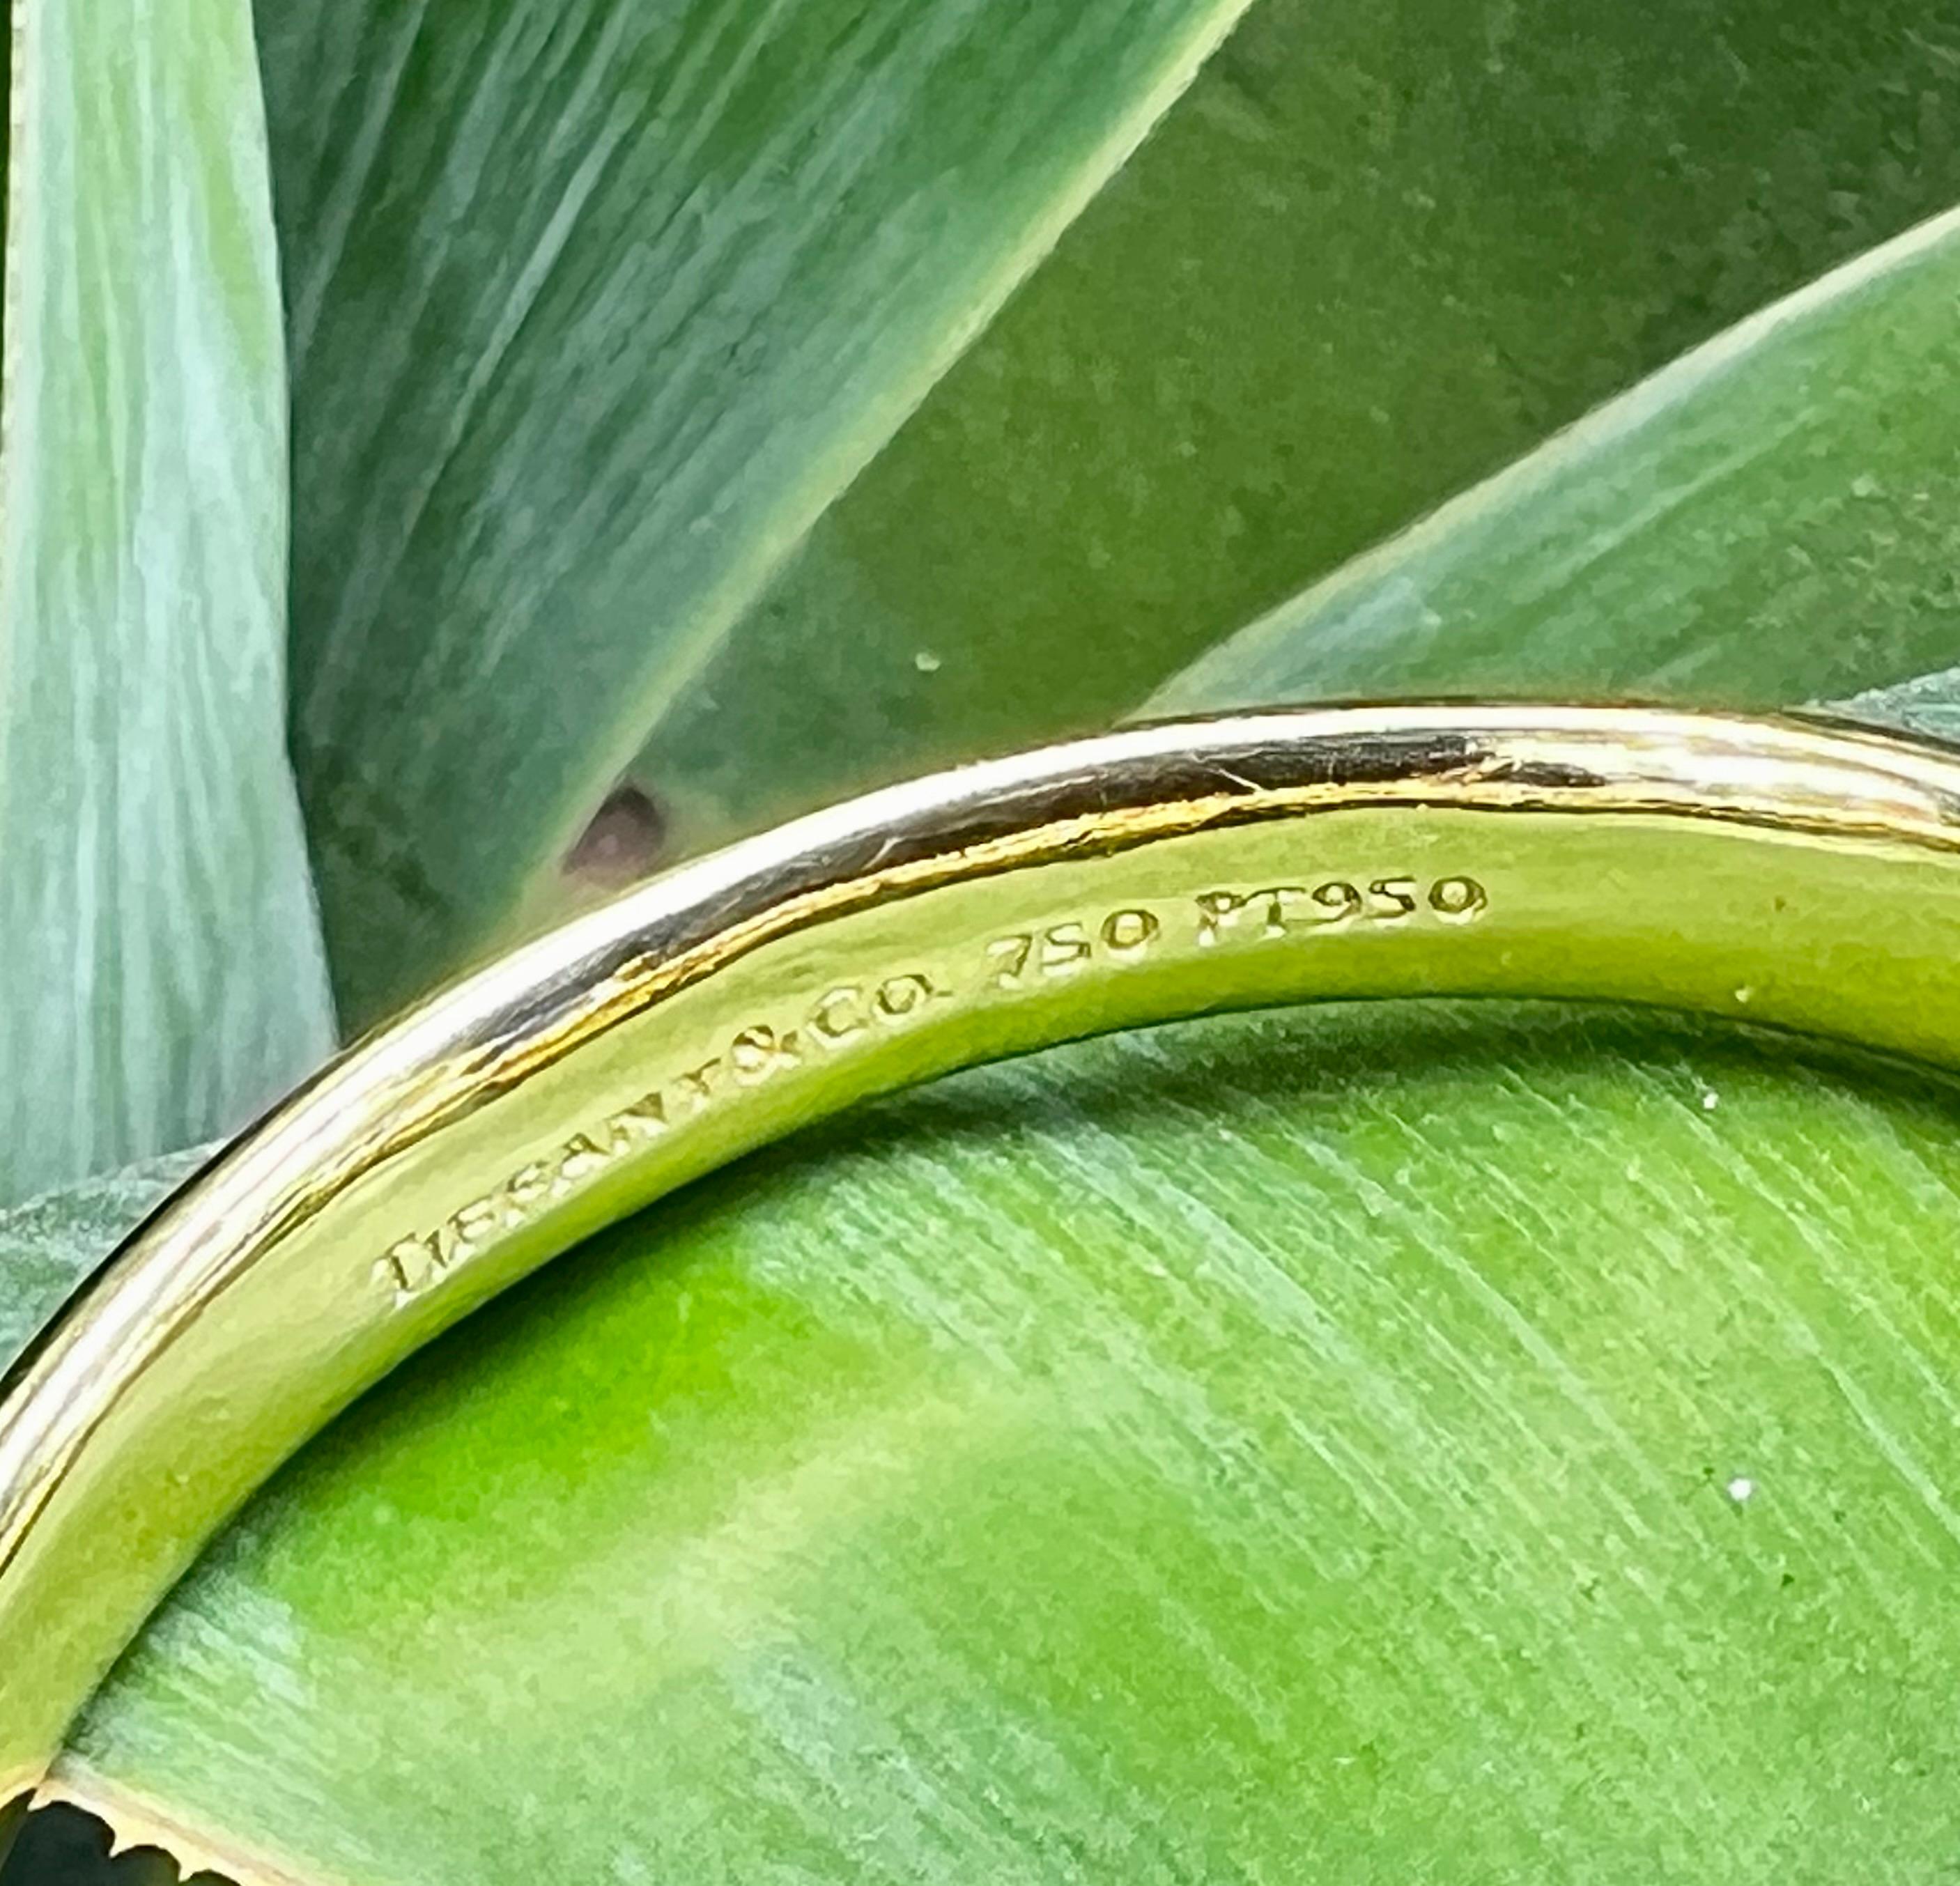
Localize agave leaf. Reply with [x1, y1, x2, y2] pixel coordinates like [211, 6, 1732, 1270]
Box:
[43, 1007, 1960, 1884]
[268, 0, 1256, 1026]
[635, 0, 1960, 855]
[0, 1150, 210, 1377]
[1837, 663, 1960, 743]
[1151, 203, 1960, 717]
[0, 0, 334, 1204]
[32, 29, 1960, 1884]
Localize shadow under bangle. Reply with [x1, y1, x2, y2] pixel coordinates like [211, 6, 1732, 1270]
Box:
[8, 699, 1960, 1809]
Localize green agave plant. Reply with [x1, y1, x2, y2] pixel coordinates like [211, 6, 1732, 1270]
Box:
[9, 0, 1960, 1879]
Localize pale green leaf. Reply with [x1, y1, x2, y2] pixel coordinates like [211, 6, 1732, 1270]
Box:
[0, 1150, 209, 1376]
[1836, 663, 1960, 743]
[636, 0, 1960, 856]
[49, 1007, 1960, 1883]
[0, 0, 334, 1203]
[267, 0, 1255, 1025]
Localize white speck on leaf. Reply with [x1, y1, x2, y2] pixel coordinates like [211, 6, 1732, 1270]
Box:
[913, 650, 941, 674]
[1727, 1476, 1755, 1504]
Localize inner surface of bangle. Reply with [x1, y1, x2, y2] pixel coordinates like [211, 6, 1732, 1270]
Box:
[8, 705, 1960, 1809]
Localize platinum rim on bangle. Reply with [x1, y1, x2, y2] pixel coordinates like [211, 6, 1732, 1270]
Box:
[10, 700, 1960, 1811]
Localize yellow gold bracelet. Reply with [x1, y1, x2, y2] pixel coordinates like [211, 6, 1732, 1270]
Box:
[10, 701, 1960, 1809]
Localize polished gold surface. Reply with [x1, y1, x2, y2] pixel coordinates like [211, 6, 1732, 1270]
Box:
[9, 702, 1960, 1804]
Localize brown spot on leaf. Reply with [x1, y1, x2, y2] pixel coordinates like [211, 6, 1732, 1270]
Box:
[565, 784, 667, 888]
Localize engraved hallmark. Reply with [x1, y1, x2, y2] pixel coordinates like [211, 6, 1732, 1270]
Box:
[379, 876, 1484, 1305]
[984, 908, 1162, 987]
[375, 969, 952, 1306]
[1194, 874, 1486, 944]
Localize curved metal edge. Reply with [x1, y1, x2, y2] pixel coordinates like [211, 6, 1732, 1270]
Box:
[9, 703, 1960, 1814]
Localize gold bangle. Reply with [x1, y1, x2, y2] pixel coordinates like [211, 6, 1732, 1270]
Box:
[8, 700, 1960, 1805]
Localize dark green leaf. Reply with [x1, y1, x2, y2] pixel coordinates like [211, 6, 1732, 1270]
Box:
[638, 0, 1960, 854]
[1153, 206, 1960, 716]
[267, 0, 1256, 1023]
